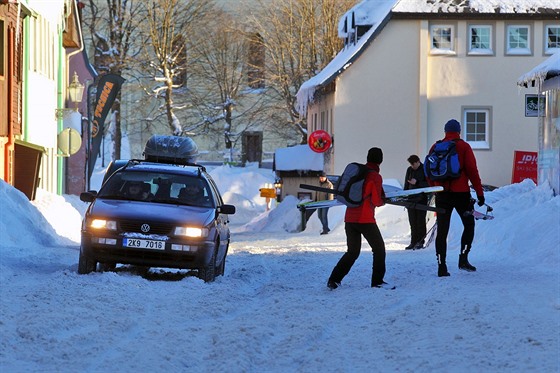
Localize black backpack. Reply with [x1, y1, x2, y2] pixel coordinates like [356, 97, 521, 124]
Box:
[424, 139, 461, 181]
[334, 162, 372, 207]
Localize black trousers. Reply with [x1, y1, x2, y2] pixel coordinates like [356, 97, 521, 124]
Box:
[329, 222, 386, 286]
[407, 207, 427, 245]
[435, 192, 475, 263]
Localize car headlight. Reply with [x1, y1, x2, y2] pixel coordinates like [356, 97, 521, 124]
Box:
[90, 219, 117, 230]
[174, 226, 209, 238]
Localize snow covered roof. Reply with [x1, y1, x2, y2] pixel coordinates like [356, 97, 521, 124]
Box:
[517, 51, 560, 89]
[296, 0, 397, 114]
[295, 0, 560, 114]
[393, 0, 560, 14]
[274, 145, 324, 172]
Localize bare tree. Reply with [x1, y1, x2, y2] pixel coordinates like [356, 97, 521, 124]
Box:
[245, 0, 355, 144]
[182, 9, 275, 160]
[83, 0, 145, 160]
[140, 0, 214, 135]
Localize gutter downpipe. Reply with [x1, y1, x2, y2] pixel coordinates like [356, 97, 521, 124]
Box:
[57, 0, 84, 195]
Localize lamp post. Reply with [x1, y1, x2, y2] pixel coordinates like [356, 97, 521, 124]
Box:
[56, 71, 85, 156]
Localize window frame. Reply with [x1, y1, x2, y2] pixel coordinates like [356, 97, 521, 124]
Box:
[429, 23, 456, 55]
[462, 107, 492, 150]
[544, 24, 560, 55]
[505, 24, 532, 56]
[467, 24, 494, 56]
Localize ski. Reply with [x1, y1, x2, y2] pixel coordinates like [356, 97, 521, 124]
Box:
[298, 184, 444, 212]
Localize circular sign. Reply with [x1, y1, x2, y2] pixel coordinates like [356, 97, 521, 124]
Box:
[308, 130, 332, 153]
[58, 128, 82, 155]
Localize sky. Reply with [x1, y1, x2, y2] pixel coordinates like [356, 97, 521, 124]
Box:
[1, 158, 559, 372]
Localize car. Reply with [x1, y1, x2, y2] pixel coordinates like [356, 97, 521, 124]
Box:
[78, 136, 236, 282]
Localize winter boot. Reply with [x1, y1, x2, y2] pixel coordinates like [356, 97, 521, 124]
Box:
[438, 264, 450, 277]
[437, 254, 450, 277]
[458, 254, 477, 272]
[327, 279, 340, 290]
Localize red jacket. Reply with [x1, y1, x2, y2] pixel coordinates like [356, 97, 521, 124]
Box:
[426, 132, 484, 196]
[345, 163, 385, 223]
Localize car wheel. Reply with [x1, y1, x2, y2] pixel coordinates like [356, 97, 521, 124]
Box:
[78, 245, 97, 274]
[198, 245, 217, 283]
[99, 262, 116, 272]
[216, 243, 228, 277]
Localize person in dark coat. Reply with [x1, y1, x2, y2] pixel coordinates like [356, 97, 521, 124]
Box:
[403, 154, 429, 250]
[327, 147, 388, 289]
[317, 171, 334, 235]
[426, 119, 485, 277]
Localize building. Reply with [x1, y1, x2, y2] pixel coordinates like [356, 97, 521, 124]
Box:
[518, 52, 560, 194]
[1, 0, 92, 199]
[297, 0, 560, 187]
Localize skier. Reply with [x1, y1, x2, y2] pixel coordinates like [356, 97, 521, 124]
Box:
[327, 147, 388, 289]
[426, 119, 485, 277]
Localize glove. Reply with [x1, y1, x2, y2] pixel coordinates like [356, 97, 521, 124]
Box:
[477, 195, 485, 207]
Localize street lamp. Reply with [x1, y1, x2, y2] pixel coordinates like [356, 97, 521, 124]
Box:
[56, 71, 85, 156]
[55, 71, 85, 119]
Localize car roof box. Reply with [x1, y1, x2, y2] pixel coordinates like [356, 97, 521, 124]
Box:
[144, 135, 199, 165]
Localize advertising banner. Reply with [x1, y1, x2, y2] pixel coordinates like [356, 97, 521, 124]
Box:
[511, 151, 538, 184]
[88, 74, 125, 179]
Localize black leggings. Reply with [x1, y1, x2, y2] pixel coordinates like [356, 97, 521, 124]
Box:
[329, 222, 386, 286]
[435, 192, 475, 262]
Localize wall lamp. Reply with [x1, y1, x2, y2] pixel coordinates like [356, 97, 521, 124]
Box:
[55, 71, 85, 120]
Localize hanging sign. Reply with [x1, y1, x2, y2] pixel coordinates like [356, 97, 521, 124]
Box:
[308, 130, 332, 153]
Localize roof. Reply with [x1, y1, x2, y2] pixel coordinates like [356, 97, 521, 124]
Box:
[393, 0, 560, 16]
[517, 51, 560, 88]
[295, 0, 560, 114]
[274, 145, 324, 172]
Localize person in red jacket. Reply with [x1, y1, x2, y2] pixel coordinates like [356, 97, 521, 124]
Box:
[427, 119, 485, 277]
[327, 147, 388, 289]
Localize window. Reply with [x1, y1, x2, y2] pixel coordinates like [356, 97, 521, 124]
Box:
[468, 25, 493, 55]
[430, 24, 455, 55]
[463, 108, 491, 149]
[545, 25, 560, 54]
[506, 25, 531, 55]
[247, 33, 265, 89]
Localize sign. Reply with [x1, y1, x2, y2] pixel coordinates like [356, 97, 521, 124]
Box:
[525, 94, 545, 117]
[512, 151, 537, 184]
[259, 188, 277, 198]
[308, 130, 332, 153]
[88, 74, 125, 179]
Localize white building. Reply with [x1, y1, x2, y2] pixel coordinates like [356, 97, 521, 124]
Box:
[297, 0, 560, 188]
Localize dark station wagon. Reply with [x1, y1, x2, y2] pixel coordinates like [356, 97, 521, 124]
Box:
[78, 136, 236, 282]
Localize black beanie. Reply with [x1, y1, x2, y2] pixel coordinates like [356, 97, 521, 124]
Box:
[367, 147, 383, 164]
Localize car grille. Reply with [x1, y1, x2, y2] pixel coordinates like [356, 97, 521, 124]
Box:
[118, 220, 174, 235]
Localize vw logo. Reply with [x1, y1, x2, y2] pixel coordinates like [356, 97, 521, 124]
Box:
[140, 224, 151, 233]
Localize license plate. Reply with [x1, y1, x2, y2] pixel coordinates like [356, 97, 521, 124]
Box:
[124, 238, 165, 250]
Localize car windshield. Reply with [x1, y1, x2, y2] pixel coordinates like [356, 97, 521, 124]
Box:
[98, 171, 214, 208]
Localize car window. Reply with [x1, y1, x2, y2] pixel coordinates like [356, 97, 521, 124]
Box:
[98, 170, 215, 207]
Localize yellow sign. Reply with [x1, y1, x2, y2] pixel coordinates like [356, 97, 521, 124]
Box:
[259, 188, 276, 198]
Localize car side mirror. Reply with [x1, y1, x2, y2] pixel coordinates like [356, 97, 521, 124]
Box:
[80, 191, 97, 203]
[218, 204, 236, 215]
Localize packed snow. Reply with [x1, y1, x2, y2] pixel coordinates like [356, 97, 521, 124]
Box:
[1, 163, 559, 372]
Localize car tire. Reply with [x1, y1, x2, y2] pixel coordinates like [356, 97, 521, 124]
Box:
[199, 245, 217, 283]
[216, 243, 228, 276]
[99, 262, 116, 272]
[78, 245, 97, 274]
